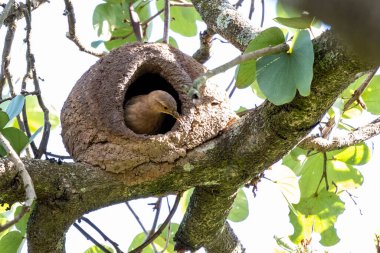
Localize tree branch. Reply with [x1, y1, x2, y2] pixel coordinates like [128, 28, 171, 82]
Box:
[0, 132, 36, 232]
[300, 117, 380, 152]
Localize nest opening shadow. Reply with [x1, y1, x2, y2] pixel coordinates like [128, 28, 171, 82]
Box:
[61, 43, 237, 174]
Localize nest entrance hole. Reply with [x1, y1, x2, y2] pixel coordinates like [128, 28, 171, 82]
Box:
[124, 72, 182, 134]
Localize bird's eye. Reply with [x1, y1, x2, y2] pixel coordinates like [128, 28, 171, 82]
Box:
[163, 106, 168, 110]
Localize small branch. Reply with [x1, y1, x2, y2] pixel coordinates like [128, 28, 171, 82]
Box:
[73, 223, 112, 253]
[248, 0, 255, 20]
[300, 117, 380, 152]
[129, 193, 182, 253]
[63, 0, 105, 57]
[148, 198, 162, 239]
[0, 19, 16, 98]
[260, 0, 264, 27]
[22, 3, 51, 159]
[79, 217, 123, 253]
[0, 132, 36, 232]
[191, 43, 289, 92]
[128, 2, 143, 42]
[0, 205, 29, 232]
[159, 197, 172, 253]
[233, 0, 245, 9]
[45, 151, 72, 160]
[344, 67, 379, 111]
[163, 0, 170, 43]
[126, 202, 159, 252]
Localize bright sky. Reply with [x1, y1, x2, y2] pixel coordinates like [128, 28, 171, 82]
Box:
[2, 0, 379, 252]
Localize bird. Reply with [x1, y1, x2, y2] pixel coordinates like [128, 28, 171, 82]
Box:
[124, 90, 180, 135]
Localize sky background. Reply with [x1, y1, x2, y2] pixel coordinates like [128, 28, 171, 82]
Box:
[1, 0, 380, 252]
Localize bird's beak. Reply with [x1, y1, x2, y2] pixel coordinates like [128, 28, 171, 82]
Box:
[171, 111, 180, 119]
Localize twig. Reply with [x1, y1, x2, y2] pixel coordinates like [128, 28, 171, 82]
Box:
[79, 217, 123, 253]
[159, 197, 172, 253]
[0, 131, 36, 232]
[128, 2, 142, 42]
[248, 0, 255, 20]
[225, 76, 235, 92]
[229, 85, 237, 98]
[233, 0, 245, 9]
[260, 0, 264, 27]
[0, 205, 29, 232]
[22, 2, 51, 159]
[73, 223, 112, 253]
[321, 67, 378, 138]
[0, 0, 15, 29]
[343, 67, 379, 111]
[191, 43, 289, 91]
[300, 117, 380, 152]
[148, 198, 162, 239]
[126, 202, 158, 252]
[63, 0, 105, 57]
[45, 151, 72, 160]
[129, 193, 182, 253]
[163, 0, 170, 43]
[0, 18, 16, 98]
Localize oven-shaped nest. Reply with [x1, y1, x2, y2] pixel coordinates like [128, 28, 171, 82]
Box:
[61, 43, 237, 173]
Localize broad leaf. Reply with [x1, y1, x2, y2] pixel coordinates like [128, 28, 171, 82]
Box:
[0, 127, 29, 156]
[236, 27, 285, 89]
[274, 15, 314, 29]
[0, 111, 9, 130]
[269, 165, 300, 204]
[331, 143, 371, 165]
[228, 188, 249, 222]
[298, 153, 363, 198]
[0, 231, 24, 253]
[256, 30, 314, 105]
[5, 95, 25, 122]
[15, 205, 33, 236]
[180, 188, 193, 214]
[289, 190, 345, 246]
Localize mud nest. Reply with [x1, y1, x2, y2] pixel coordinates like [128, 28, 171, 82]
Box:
[61, 43, 237, 173]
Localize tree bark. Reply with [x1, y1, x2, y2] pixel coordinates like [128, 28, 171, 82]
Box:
[0, 1, 375, 253]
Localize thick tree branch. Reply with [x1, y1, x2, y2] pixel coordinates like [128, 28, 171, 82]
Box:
[191, 0, 261, 51]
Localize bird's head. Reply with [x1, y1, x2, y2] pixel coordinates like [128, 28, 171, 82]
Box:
[149, 90, 180, 119]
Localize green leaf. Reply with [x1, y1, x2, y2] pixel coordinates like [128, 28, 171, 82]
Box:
[0, 127, 29, 156]
[298, 153, 363, 198]
[256, 30, 314, 105]
[0, 111, 9, 129]
[228, 188, 249, 222]
[270, 165, 300, 204]
[5, 95, 25, 122]
[156, 0, 200, 37]
[361, 75, 380, 115]
[236, 27, 285, 89]
[0, 231, 24, 253]
[289, 190, 345, 246]
[250, 80, 266, 99]
[332, 143, 371, 165]
[274, 15, 314, 29]
[156, 36, 179, 49]
[276, 0, 300, 18]
[17, 96, 60, 132]
[93, 1, 151, 50]
[129, 223, 179, 253]
[84, 244, 114, 253]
